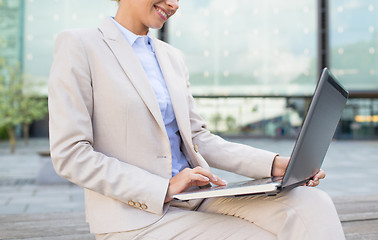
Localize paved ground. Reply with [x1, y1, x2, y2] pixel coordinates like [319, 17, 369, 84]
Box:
[0, 137, 378, 215]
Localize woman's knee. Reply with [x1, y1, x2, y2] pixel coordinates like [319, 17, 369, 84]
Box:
[286, 186, 338, 219]
[291, 186, 333, 205]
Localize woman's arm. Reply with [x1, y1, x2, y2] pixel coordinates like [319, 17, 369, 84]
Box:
[271, 156, 326, 186]
[49, 30, 169, 215]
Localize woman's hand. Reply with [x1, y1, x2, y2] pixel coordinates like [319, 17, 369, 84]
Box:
[306, 169, 326, 187]
[271, 156, 290, 177]
[271, 155, 326, 187]
[164, 167, 227, 203]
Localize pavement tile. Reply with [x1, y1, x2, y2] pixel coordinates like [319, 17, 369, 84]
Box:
[0, 138, 378, 215]
[0, 196, 11, 205]
[70, 193, 85, 202]
[0, 205, 27, 214]
[0, 191, 35, 199]
[26, 202, 85, 214]
[8, 195, 71, 205]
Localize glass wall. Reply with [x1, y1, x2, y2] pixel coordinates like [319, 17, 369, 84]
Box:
[330, 0, 378, 139]
[168, 0, 318, 97]
[0, 0, 377, 139]
[0, 0, 23, 66]
[330, 1, 378, 90]
[342, 99, 378, 139]
[194, 97, 307, 138]
[167, 0, 378, 139]
[23, 0, 119, 94]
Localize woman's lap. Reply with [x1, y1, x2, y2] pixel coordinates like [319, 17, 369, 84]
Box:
[96, 187, 344, 240]
[96, 206, 275, 240]
[199, 186, 345, 240]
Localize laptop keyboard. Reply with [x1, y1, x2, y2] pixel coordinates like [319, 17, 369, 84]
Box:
[210, 177, 283, 190]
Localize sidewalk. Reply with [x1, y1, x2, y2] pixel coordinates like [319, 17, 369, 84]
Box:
[0, 139, 85, 215]
[1, 137, 378, 215]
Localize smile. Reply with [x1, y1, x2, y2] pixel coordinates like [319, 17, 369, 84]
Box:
[155, 6, 169, 20]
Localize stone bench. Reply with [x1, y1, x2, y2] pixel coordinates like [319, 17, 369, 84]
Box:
[0, 212, 94, 240]
[1, 195, 378, 239]
[333, 195, 378, 240]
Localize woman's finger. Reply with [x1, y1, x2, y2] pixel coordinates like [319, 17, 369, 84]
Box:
[189, 173, 210, 183]
[192, 167, 226, 185]
[307, 169, 326, 187]
[308, 179, 320, 187]
[313, 169, 326, 182]
[192, 167, 216, 180]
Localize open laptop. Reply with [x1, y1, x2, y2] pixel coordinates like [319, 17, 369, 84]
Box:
[173, 68, 349, 201]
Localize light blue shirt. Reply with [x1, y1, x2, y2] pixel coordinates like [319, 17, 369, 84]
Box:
[111, 18, 190, 176]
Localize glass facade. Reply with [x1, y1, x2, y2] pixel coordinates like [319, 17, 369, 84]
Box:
[330, 1, 378, 90]
[0, 0, 23, 66]
[342, 99, 378, 139]
[23, 0, 119, 94]
[329, 1, 378, 139]
[0, 0, 377, 139]
[169, 0, 318, 97]
[193, 97, 307, 138]
[167, 0, 378, 139]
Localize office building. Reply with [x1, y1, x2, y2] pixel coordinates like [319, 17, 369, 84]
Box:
[0, 0, 377, 139]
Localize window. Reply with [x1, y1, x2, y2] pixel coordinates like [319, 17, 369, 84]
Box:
[168, 0, 318, 96]
[330, 1, 378, 90]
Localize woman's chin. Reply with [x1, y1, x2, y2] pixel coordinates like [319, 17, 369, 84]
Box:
[150, 23, 165, 30]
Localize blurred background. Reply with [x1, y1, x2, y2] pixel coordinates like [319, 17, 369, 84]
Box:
[0, 0, 378, 217]
[0, 0, 377, 141]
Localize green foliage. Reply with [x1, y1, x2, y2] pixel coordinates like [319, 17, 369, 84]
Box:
[19, 96, 48, 125]
[0, 64, 23, 128]
[0, 65, 48, 126]
[0, 126, 8, 140]
[0, 61, 48, 152]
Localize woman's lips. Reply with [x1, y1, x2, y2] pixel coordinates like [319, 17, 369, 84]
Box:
[155, 5, 168, 21]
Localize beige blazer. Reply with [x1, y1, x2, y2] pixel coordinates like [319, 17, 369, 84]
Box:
[48, 17, 277, 234]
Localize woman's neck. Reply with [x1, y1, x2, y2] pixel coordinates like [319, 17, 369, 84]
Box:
[114, 4, 149, 35]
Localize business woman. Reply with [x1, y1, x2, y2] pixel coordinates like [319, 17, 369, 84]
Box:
[48, 0, 345, 239]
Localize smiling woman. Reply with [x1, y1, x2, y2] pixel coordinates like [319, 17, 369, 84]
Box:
[48, 0, 345, 239]
[114, 0, 178, 35]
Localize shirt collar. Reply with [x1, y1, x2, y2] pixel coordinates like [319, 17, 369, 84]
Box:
[110, 17, 155, 52]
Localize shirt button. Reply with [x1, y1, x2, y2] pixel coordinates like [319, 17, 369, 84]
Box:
[128, 200, 135, 207]
[194, 144, 199, 153]
[141, 204, 148, 210]
[134, 202, 141, 208]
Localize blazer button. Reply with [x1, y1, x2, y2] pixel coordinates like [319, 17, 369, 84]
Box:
[134, 202, 141, 208]
[141, 204, 148, 210]
[194, 144, 199, 153]
[128, 200, 135, 207]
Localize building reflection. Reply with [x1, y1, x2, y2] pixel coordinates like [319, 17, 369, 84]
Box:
[0, 0, 377, 139]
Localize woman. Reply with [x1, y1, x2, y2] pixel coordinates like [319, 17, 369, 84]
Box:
[48, 0, 345, 239]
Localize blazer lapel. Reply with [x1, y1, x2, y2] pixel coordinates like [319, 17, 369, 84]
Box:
[98, 18, 166, 134]
[153, 40, 192, 148]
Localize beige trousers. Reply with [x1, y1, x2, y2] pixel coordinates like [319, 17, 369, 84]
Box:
[96, 187, 345, 240]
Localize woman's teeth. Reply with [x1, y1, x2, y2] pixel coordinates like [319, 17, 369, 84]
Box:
[156, 7, 167, 18]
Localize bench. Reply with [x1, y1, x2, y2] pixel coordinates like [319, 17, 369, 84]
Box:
[1, 195, 377, 239]
[334, 195, 378, 239]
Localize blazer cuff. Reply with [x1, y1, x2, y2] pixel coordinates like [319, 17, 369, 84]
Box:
[245, 150, 278, 179]
[132, 176, 170, 215]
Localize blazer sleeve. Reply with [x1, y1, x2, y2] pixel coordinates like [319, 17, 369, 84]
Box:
[48, 31, 169, 215]
[177, 53, 278, 179]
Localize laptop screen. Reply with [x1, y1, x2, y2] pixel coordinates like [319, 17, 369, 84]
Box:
[282, 68, 349, 188]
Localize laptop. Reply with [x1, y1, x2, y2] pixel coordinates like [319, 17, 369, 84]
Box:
[173, 68, 349, 201]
